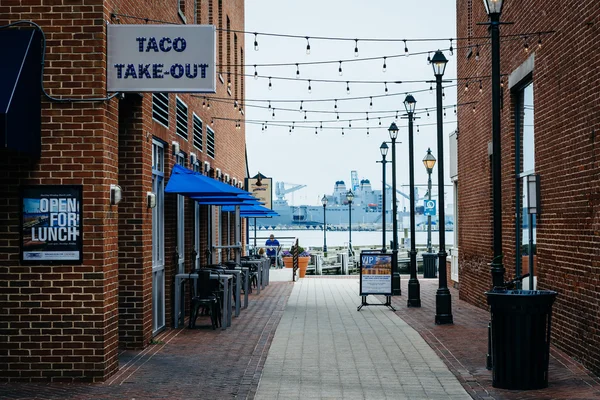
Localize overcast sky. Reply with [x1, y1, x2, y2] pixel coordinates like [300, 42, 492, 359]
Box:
[245, 0, 457, 207]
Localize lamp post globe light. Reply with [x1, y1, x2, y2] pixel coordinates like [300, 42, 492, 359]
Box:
[431, 50, 453, 324]
[404, 94, 421, 307]
[346, 190, 354, 256]
[388, 122, 401, 295]
[379, 142, 389, 252]
[484, 0, 506, 289]
[321, 195, 328, 257]
[423, 148, 436, 253]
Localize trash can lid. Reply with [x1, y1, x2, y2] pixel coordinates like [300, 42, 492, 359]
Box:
[486, 290, 558, 310]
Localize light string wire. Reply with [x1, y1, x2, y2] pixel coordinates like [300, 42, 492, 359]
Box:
[227, 119, 459, 131]
[1, 20, 119, 102]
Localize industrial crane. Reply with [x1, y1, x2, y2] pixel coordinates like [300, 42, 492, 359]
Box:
[275, 182, 307, 201]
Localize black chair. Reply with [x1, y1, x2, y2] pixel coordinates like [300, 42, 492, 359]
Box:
[189, 270, 220, 330]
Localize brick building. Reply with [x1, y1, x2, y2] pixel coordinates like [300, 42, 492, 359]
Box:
[0, 0, 246, 382]
[455, 0, 600, 376]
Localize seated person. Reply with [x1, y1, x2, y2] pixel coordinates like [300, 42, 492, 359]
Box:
[265, 234, 280, 267]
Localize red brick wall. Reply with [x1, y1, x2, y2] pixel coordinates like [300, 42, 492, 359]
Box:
[0, 0, 246, 382]
[456, 0, 600, 375]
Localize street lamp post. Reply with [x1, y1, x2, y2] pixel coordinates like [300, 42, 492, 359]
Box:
[388, 122, 401, 295]
[404, 94, 421, 307]
[321, 195, 328, 257]
[378, 142, 389, 252]
[483, 0, 506, 289]
[346, 190, 354, 255]
[423, 148, 436, 253]
[431, 50, 453, 324]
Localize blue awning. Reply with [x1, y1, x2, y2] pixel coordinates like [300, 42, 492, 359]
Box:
[0, 29, 41, 157]
[165, 164, 250, 197]
[222, 204, 279, 217]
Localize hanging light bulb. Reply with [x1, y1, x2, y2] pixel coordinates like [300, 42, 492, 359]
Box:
[427, 52, 431, 64]
[268, 77, 272, 90]
[306, 37, 311, 55]
[292, 122, 295, 130]
[296, 63, 300, 78]
[336, 112, 339, 120]
[429, 83, 433, 93]
[465, 81, 469, 92]
[454, 105, 457, 115]
[472, 105, 476, 113]
[369, 97, 373, 109]
[395, 111, 398, 120]
[537, 34, 542, 48]
[366, 127, 370, 136]
[501, 77, 505, 88]
[227, 73, 231, 88]
[254, 33, 259, 51]
[202, 97, 206, 107]
[382, 57, 387, 72]
[479, 80, 483, 93]
[211, 118, 214, 125]
[261, 124, 264, 132]
[444, 109, 447, 118]
[346, 81, 350, 94]
[315, 128, 318, 134]
[308, 80, 312, 94]
[342, 128, 344, 136]
[207, 99, 210, 109]
[338, 61, 343, 76]
[334, 99, 337, 109]
[272, 108, 275, 119]
[378, 117, 381, 126]
[384, 82, 388, 94]
[366, 112, 369, 121]
[442, 89, 445, 99]
[475, 45, 480, 61]
[449, 39, 454, 55]
[354, 39, 359, 57]
[304, 111, 307, 120]
[404, 39, 409, 55]
[253, 65, 258, 80]
[268, 101, 271, 109]
[417, 125, 420, 133]
[524, 38, 530, 53]
[233, 100, 238, 109]
[426, 108, 430, 118]
[299, 100, 303, 112]
[264, 122, 268, 130]
[349, 120, 351, 128]
[320, 122, 323, 131]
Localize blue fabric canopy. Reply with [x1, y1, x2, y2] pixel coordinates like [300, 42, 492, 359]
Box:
[222, 204, 279, 217]
[165, 164, 251, 197]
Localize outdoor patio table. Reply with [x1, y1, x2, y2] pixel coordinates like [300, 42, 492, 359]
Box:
[174, 273, 233, 330]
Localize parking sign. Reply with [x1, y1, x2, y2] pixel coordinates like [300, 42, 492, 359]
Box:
[424, 199, 436, 216]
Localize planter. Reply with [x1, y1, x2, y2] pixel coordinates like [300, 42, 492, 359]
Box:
[283, 256, 310, 278]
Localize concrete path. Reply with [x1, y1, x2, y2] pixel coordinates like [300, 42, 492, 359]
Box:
[255, 278, 470, 399]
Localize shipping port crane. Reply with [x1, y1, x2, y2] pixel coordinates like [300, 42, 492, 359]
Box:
[275, 182, 307, 201]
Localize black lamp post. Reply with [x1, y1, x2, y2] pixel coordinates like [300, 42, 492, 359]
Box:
[431, 50, 453, 324]
[388, 122, 401, 295]
[423, 148, 436, 253]
[346, 190, 354, 255]
[483, 0, 506, 290]
[378, 142, 389, 252]
[321, 195, 328, 257]
[405, 94, 421, 307]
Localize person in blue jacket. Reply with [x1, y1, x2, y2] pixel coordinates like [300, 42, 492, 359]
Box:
[265, 234, 280, 267]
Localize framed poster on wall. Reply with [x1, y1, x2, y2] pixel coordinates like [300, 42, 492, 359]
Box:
[20, 185, 83, 264]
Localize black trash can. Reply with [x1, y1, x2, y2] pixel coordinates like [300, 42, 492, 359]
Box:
[422, 253, 437, 278]
[486, 289, 558, 390]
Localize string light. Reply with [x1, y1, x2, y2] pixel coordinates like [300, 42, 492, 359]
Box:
[334, 99, 338, 109]
[475, 44, 480, 61]
[444, 109, 447, 118]
[308, 80, 312, 93]
[472, 105, 476, 113]
[384, 82, 388, 94]
[524, 37, 529, 53]
[367, 127, 370, 135]
[253, 65, 258, 80]
[336, 112, 339, 120]
[306, 37, 311, 55]
[268, 77, 272, 90]
[296, 63, 300, 78]
[349, 120, 352, 128]
[354, 39, 359, 57]
[254, 33, 259, 51]
[211, 118, 214, 124]
[268, 101, 271, 109]
[292, 122, 295, 130]
[272, 108, 275, 119]
[454, 105, 457, 115]
[315, 127, 317, 134]
[404, 39, 409, 55]
[342, 128, 344, 136]
[465, 81, 469, 92]
[382, 57, 387, 72]
[304, 111, 307, 120]
[264, 121, 268, 130]
[366, 112, 369, 121]
[417, 125, 420, 133]
[202, 97, 206, 107]
[320, 122, 323, 131]
[299, 100, 303, 112]
[378, 117, 382, 126]
[479, 80, 483, 93]
[442, 88, 445, 99]
[429, 83, 433, 93]
[338, 61, 343, 76]
[426, 109, 430, 118]
[227, 73, 231, 88]
[233, 100, 238, 109]
[427, 52, 431, 64]
[449, 39, 453, 55]
[207, 99, 210, 109]
[369, 97, 373, 108]
[538, 34, 542, 48]
[346, 81, 350, 94]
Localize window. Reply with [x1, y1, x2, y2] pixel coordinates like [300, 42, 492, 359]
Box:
[206, 126, 215, 158]
[176, 97, 188, 141]
[515, 81, 536, 282]
[193, 113, 203, 151]
[152, 93, 169, 128]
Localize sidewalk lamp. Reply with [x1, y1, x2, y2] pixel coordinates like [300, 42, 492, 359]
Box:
[388, 122, 401, 295]
[346, 190, 354, 255]
[423, 148, 436, 253]
[431, 50, 453, 324]
[379, 142, 389, 252]
[404, 94, 421, 307]
[483, 0, 506, 289]
[321, 195, 328, 256]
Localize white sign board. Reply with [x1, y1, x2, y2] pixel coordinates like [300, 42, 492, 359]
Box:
[107, 25, 216, 93]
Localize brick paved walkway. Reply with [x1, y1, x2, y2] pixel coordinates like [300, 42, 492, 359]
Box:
[0, 280, 294, 400]
[386, 277, 600, 400]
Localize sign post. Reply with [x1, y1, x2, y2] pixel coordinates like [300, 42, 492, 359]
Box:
[357, 250, 396, 311]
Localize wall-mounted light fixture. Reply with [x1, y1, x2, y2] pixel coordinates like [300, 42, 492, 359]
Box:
[172, 141, 180, 156]
[232, 177, 237, 186]
[527, 174, 540, 214]
[215, 168, 222, 179]
[190, 152, 197, 165]
[224, 173, 230, 183]
[204, 161, 210, 174]
[110, 184, 122, 205]
[147, 192, 156, 208]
